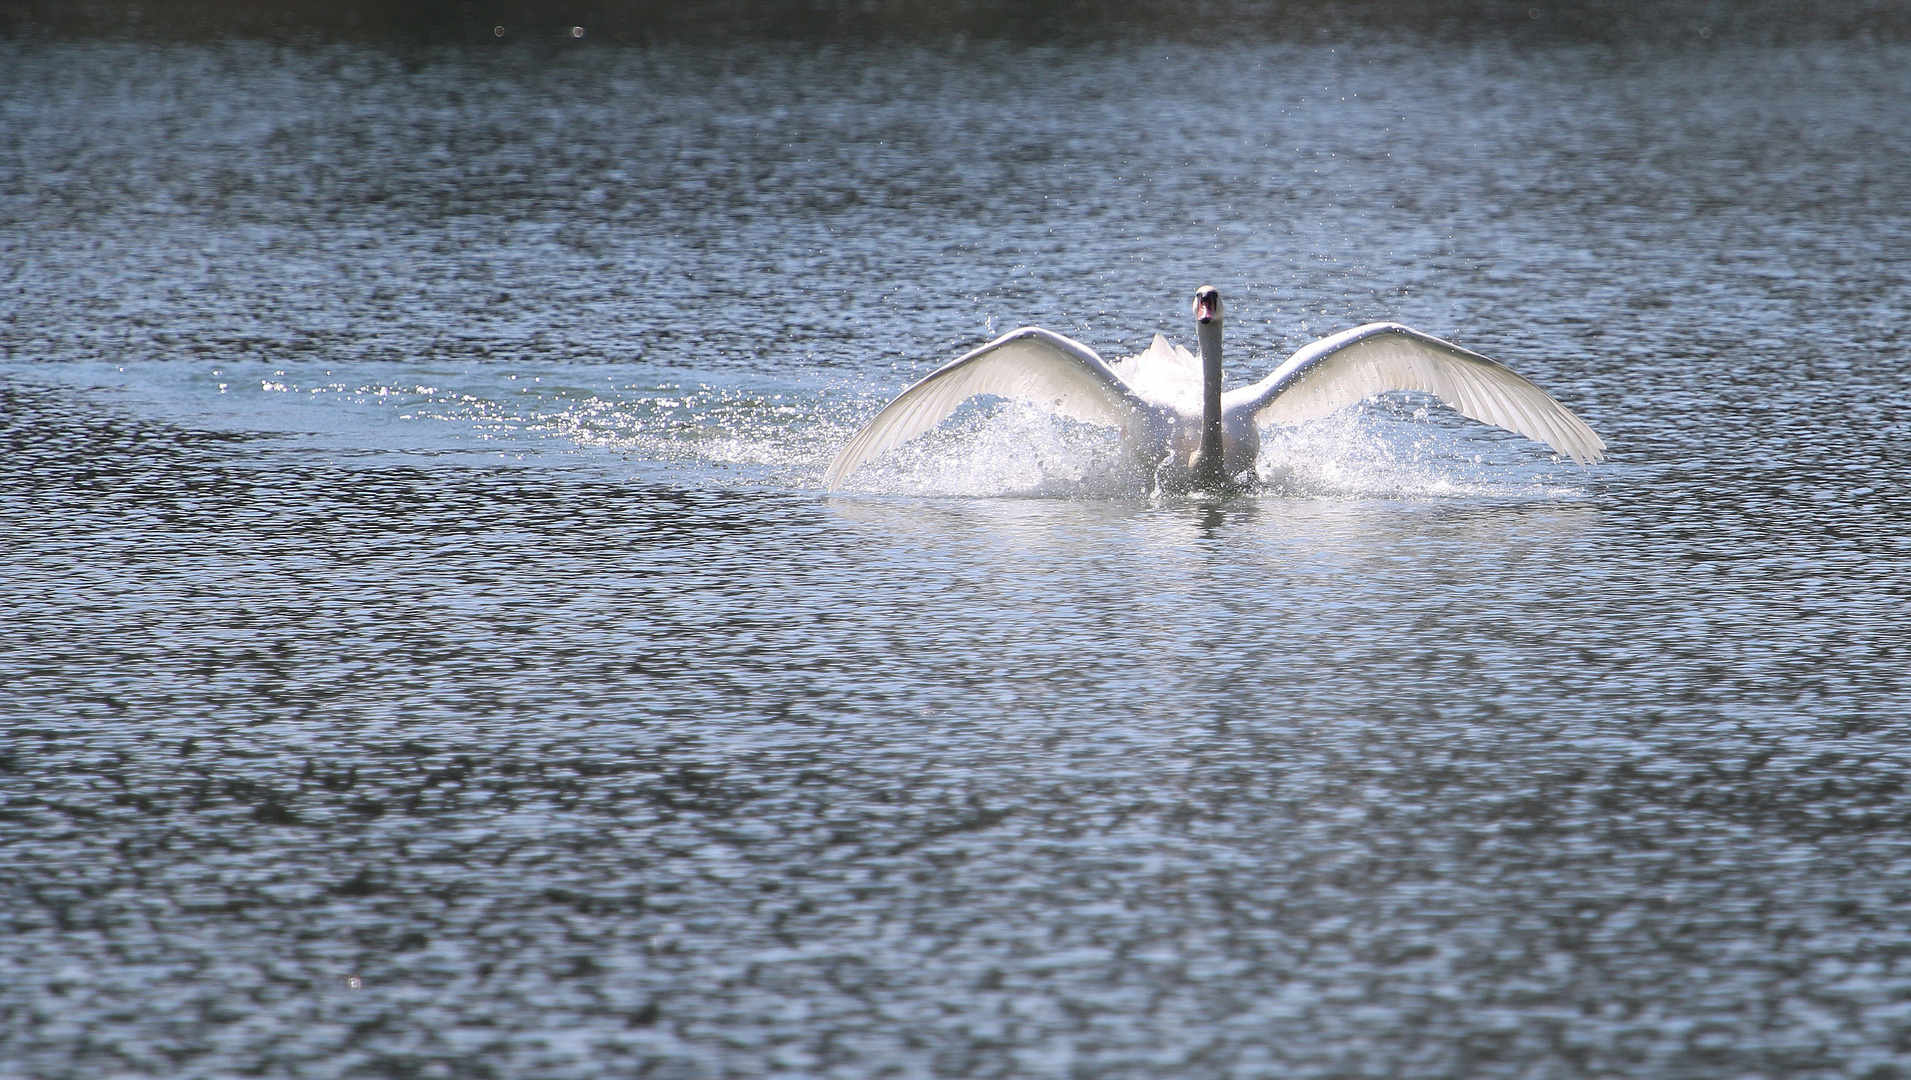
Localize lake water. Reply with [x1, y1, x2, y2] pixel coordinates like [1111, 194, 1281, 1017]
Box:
[4, 29, 1911, 1079]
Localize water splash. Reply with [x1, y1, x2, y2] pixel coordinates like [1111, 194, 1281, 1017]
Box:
[1253, 401, 1589, 502]
[230, 366, 1590, 501]
[827, 395, 1592, 502]
[824, 399, 1147, 498]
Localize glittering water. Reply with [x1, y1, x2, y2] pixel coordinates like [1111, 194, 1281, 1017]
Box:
[4, 32, 1911, 1080]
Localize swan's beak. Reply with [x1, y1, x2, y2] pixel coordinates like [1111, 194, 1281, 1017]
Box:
[1193, 287, 1221, 324]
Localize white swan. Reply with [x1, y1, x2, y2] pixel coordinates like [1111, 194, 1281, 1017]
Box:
[824, 286, 1605, 491]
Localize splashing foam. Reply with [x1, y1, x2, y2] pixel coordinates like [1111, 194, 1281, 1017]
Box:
[515, 389, 1144, 497]
[540, 388, 848, 485]
[324, 376, 852, 486]
[318, 374, 1587, 501]
[841, 400, 1145, 498]
[1255, 405, 1585, 501]
[834, 399, 1586, 501]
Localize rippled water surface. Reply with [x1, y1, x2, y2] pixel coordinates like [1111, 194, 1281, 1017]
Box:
[4, 32, 1911, 1079]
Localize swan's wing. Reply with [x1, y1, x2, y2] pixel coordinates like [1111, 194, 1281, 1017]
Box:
[1223, 322, 1605, 464]
[825, 326, 1153, 489]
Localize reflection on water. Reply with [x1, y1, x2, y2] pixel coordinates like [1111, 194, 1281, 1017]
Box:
[4, 28, 1911, 1080]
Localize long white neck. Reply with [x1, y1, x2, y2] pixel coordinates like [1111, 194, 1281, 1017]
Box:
[1195, 318, 1225, 488]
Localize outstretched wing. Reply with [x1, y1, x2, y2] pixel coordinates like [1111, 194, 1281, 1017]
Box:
[1223, 322, 1605, 465]
[824, 327, 1152, 489]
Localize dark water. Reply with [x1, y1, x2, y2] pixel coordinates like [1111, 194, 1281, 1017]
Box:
[4, 31, 1911, 1079]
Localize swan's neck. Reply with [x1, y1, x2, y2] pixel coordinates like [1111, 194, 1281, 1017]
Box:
[1195, 319, 1225, 488]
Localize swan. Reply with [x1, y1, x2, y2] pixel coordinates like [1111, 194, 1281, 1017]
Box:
[824, 286, 1604, 491]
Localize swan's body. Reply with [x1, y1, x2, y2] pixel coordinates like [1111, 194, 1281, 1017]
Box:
[824, 289, 1604, 491]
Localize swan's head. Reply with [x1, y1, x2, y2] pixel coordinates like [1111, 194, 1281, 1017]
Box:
[1193, 285, 1222, 324]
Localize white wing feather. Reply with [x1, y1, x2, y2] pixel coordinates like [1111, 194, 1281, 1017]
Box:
[1224, 322, 1605, 465]
[824, 327, 1151, 489]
